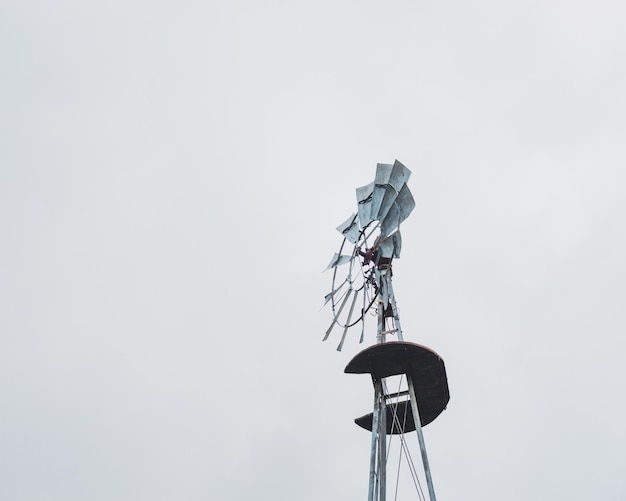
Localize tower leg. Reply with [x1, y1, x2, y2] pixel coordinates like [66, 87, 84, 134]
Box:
[386, 279, 404, 342]
[368, 380, 381, 501]
[407, 376, 437, 501]
[379, 388, 386, 501]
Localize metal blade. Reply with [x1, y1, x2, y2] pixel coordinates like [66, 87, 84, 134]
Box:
[380, 199, 401, 236]
[378, 235, 396, 259]
[392, 230, 402, 258]
[325, 253, 352, 270]
[388, 160, 411, 192]
[370, 164, 393, 221]
[337, 289, 359, 351]
[336, 213, 361, 244]
[371, 161, 413, 224]
[396, 183, 415, 221]
[375, 163, 394, 185]
[380, 183, 415, 235]
[378, 230, 403, 259]
[323, 288, 352, 341]
[323, 278, 348, 305]
[356, 181, 375, 228]
[375, 184, 399, 223]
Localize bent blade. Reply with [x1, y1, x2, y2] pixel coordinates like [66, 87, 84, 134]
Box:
[336, 213, 360, 244]
[388, 160, 411, 192]
[323, 277, 349, 306]
[378, 235, 394, 259]
[392, 230, 402, 258]
[323, 288, 352, 341]
[396, 183, 415, 221]
[337, 289, 359, 351]
[375, 163, 394, 185]
[325, 253, 352, 270]
[356, 181, 375, 227]
[370, 164, 393, 219]
[380, 200, 401, 236]
[376, 184, 399, 223]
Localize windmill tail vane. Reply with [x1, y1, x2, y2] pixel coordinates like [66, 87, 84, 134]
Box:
[322, 160, 450, 501]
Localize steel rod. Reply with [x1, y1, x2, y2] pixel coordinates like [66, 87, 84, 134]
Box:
[384, 390, 410, 400]
[407, 376, 436, 501]
[380, 329, 398, 335]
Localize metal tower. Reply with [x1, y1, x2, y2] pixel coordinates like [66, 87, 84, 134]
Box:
[324, 161, 450, 501]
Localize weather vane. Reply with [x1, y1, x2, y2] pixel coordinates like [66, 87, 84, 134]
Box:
[323, 160, 450, 501]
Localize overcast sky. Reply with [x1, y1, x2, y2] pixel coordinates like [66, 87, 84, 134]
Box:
[1, 1, 626, 500]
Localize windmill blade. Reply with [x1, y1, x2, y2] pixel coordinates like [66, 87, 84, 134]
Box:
[370, 163, 393, 221]
[356, 181, 375, 227]
[395, 183, 416, 221]
[376, 184, 400, 224]
[323, 288, 352, 341]
[337, 288, 360, 351]
[392, 230, 402, 258]
[380, 198, 401, 236]
[388, 160, 411, 192]
[381, 185, 415, 235]
[379, 172, 415, 235]
[378, 235, 394, 259]
[378, 230, 403, 261]
[359, 288, 367, 343]
[324, 277, 348, 305]
[323, 291, 336, 306]
[336, 213, 361, 244]
[325, 253, 352, 270]
[370, 161, 414, 230]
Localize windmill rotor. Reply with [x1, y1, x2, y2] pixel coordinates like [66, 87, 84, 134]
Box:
[324, 160, 415, 351]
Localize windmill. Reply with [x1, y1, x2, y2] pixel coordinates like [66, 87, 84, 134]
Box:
[324, 161, 450, 501]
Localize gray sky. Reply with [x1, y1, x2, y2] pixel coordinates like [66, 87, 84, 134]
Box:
[1, 1, 625, 499]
